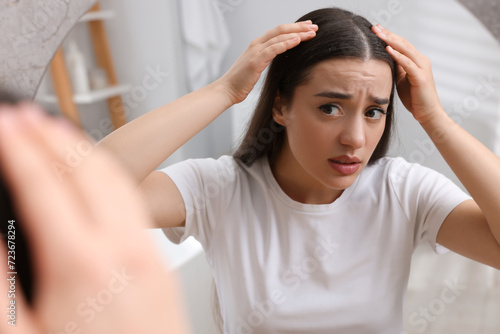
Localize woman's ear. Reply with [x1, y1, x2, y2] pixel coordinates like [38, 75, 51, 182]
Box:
[272, 93, 286, 126]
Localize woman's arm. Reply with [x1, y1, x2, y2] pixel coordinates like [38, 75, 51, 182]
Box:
[98, 82, 233, 183]
[98, 22, 318, 184]
[420, 111, 500, 269]
[372, 25, 500, 269]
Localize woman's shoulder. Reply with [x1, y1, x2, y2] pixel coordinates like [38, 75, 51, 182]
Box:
[162, 154, 239, 177]
[361, 156, 405, 180]
[360, 156, 443, 189]
[367, 156, 434, 174]
[365, 156, 455, 192]
[368, 156, 411, 170]
[161, 154, 267, 183]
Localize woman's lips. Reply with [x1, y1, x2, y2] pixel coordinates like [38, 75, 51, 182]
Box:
[328, 156, 361, 175]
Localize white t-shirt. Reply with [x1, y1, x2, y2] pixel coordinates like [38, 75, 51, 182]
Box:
[160, 155, 470, 334]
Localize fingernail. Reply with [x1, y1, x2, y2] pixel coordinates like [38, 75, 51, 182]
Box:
[373, 24, 382, 33]
[306, 30, 316, 36]
[308, 24, 318, 30]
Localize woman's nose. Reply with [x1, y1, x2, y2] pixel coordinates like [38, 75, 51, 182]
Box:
[339, 117, 366, 149]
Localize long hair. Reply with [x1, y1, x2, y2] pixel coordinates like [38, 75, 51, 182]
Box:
[233, 7, 398, 167]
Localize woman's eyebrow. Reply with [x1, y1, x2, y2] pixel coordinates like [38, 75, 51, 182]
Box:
[314, 91, 390, 105]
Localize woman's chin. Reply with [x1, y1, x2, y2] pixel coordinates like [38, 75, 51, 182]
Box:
[323, 172, 360, 191]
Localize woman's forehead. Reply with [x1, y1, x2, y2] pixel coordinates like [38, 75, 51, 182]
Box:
[304, 58, 393, 96]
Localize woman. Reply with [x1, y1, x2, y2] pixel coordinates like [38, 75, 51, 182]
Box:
[100, 7, 500, 333]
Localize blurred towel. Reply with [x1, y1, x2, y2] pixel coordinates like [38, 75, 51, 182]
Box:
[179, 0, 231, 91]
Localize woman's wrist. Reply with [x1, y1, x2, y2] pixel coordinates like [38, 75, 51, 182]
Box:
[210, 76, 241, 109]
[418, 106, 456, 144]
[416, 104, 446, 126]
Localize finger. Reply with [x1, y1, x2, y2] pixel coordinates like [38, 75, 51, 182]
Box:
[256, 31, 317, 68]
[256, 21, 318, 45]
[372, 24, 427, 69]
[396, 64, 408, 84]
[4, 106, 135, 281]
[69, 136, 153, 233]
[261, 29, 316, 50]
[54, 144, 158, 280]
[7, 106, 156, 287]
[16, 104, 148, 233]
[386, 45, 421, 82]
[16, 103, 97, 190]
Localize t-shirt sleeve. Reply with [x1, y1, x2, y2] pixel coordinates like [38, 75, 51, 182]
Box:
[388, 158, 472, 254]
[158, 156, 238, 251]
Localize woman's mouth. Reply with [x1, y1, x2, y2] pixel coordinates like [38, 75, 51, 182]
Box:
[328, 156, 361, 175]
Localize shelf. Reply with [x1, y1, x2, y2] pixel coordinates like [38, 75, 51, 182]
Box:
[37, 84, 131, 105]
[79, 10, 115, 22]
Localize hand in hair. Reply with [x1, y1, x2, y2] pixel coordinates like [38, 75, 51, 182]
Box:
[220, 20, 318, 105]
[0, 105, 190, 334]
[372, 24, 442, 124]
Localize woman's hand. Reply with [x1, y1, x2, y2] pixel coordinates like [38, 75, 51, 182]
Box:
[0, 105, 190, 334]
[219, 20, 318, 105]
[371, 24, 444, 124]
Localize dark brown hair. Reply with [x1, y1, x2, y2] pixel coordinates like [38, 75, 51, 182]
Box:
[233, 7, 398, 166]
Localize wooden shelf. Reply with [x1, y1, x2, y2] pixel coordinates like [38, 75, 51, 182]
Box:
[79, 10, 115, 22]
[37, 84, 131, 105]
[49, 2, 128, 129]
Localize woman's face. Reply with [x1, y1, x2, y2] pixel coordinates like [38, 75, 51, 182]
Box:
[273, 58, 393, 203]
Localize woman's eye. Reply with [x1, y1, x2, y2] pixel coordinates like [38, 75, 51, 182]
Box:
[365, 108, 387, 120]
[319, 104, 342, 116]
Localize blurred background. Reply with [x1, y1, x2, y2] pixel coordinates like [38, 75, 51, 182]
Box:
[13, 0, 500, 332]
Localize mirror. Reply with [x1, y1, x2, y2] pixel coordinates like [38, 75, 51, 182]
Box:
[2, 0, 499, 333]
[223, 1, 500, 333]
[0, 0, 97, 99]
